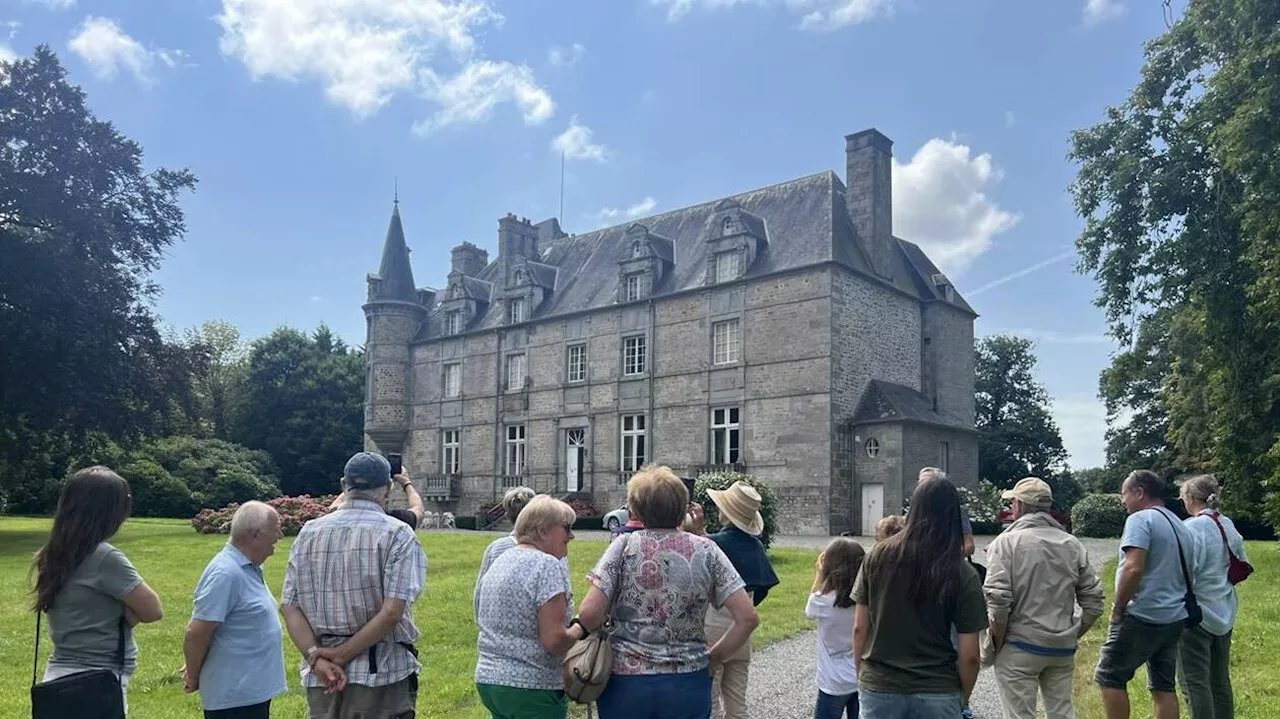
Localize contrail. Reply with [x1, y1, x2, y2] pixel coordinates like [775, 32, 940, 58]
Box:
[965, 250, 1077, 297]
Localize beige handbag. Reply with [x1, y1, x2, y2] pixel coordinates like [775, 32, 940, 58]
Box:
[564, 535, 630, 704]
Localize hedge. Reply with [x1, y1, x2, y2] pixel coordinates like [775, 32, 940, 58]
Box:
[1071, 493, 1128, 538]
[693, 470, 779, 549]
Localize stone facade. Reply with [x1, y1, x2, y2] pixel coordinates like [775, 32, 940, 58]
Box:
[361, 129, 978, 535]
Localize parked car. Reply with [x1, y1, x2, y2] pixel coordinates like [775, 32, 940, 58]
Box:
[604, 503, 629, 530]
[999, 506, 1072, 532]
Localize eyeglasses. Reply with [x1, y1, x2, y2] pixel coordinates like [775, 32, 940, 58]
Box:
[562, 524, 574, 534]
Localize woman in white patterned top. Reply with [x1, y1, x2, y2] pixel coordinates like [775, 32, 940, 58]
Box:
[473, 486, 537, 619]
[474, 495, 586, 719]
[579, 466, 760, 719]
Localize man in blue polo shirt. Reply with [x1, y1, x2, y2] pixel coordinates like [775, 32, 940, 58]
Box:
[183, 501, 290, 718]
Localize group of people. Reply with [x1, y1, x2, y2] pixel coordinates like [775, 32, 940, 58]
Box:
[29, 454, 1251, 719]
[32, 452, 426, 718]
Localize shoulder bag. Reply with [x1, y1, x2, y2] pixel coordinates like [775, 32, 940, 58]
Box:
[1206, 512, 1254, 585]
[1153, 508, 1203, 629]
[31, 612, 126, 719]
[564, 534, 630, 704]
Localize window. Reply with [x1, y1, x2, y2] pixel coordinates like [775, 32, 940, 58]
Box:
[442, 429, 460, 475]
[711, 407, 741, 465]
[722, 216, 736, 235]
[621, 414, 647, 471]
[939, 441, 950, 475]
[505, 425, 526, 475]
[445, 310, 462, 335]
[506, 353, 527, 391]
[567, 344, 587, 383]
[712, 319, 741, 365]
[714, 251, 742, 283]
[865, 437, 880, 458]
[443, 363, 461, 398]
[623, 335, 647, 376]
[631, 240, 644, 258]
[624, 273, 644, 302]
[508, 298, 526, 324]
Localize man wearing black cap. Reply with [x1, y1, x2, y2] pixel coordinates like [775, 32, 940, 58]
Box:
[280, 452, 427, 718]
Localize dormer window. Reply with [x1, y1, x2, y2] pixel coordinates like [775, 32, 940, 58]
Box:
[624, 274, 644, 302]
[445, 310, 463, 335]
[508, 298, 527, 324]
[714, 251, 742, 283]
[722, 217, 737, 235]
[631, 240, 644, 259]
[514, 268, 528, 285]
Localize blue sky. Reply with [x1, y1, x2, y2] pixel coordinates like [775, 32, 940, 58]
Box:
[2, 0, 1174, 468]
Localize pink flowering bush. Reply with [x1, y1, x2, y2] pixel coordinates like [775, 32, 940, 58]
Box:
[566, 498, 598, 518]
[191, 494, 337, 536]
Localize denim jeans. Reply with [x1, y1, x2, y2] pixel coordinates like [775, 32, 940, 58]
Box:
[859, 689, 962, 719]
[596, 668, 712, 719]
[814, 690, 859, 719]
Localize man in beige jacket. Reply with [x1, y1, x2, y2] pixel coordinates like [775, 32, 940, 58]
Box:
[984, 477, 1105, 719]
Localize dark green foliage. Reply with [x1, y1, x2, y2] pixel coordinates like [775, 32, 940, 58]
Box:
[1070, 494, 1128, 538]
[117, 459, 197, 518]
[693, 470, 779, 549]
[230, 326, 364, 497]
[571, 516, 604, 531]
[1047, 471, 1086, 515]
[454, 516, 478, 531]
[975, 335, 1068, 490]
[125, 436, 279, 512]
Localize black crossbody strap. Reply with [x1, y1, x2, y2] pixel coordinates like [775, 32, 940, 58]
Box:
[1154, 508, 1194, 592]
[32, 612, 41, 688]
[115, 615, 126, 676]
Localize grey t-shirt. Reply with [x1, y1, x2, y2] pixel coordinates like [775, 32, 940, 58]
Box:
[47, 542, 143, 673]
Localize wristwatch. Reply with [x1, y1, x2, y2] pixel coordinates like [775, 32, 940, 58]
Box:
[569, 617, 589, 639]
[304, 646, 321, 667]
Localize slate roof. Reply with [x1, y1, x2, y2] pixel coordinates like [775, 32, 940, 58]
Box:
[369, 204, 419, 304]
[852, 380, 973, 431]
[521, 260, 558, 290]
[404, 169, 974, 332]
[458, 275, 493, 301]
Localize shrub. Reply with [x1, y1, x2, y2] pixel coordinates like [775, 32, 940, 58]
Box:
[190, 494, 336, 536]
[693, 470, 779, 549]
[127, 436, 281, 513]
[1071, 493, 1129, 538]
[1049, 472, 1086, 516]
[454, 515, 478, 530]
[571, 516, 603, 531]
[566, 498, 597, 518]
[118, 459, 197, 518]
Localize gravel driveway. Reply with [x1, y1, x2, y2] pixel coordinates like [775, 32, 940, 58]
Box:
[743, 536, 1119, 719]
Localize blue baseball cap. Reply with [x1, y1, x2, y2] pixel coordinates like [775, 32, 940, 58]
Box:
[343, 452, 391, 490]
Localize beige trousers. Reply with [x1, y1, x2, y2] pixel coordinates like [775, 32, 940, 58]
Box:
[306, 675, 417, 719]
[992, 644, 1076, 719]
[707, 619, 751, 719]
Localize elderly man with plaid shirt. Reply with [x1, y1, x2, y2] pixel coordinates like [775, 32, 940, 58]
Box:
[281, 452, 427, 718]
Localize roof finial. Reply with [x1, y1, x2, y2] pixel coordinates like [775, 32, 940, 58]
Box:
[394, 176, 399, 205]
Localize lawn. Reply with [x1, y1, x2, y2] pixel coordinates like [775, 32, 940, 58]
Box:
[1071, 543, 1280, 719]
[0, 517, 822, 718]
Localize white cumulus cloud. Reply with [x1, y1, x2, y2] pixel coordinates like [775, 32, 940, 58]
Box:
[414, 60, 553, 135]
[547, 42, 584, 68]
[218, 0, 554, 134]
[892, 136, 1020, 276]
[552, 116, 609, 163]
[1084, 0, 1124, 24]
[68, 17, 173, 86]
[0, 44, 14, 64]
[598, 197, 658, 223]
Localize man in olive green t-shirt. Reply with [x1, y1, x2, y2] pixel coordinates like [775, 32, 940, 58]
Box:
[852, 547, 988, 718]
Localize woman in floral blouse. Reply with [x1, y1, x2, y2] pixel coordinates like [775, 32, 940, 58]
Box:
[579, 466, 759, 719]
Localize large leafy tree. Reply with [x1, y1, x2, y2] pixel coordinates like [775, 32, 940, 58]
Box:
[975, 335, 1068, 489]
[231, 326, 364, 496]
[178, 320, 250, 440]
[0, 47, 199, 509]
[1069, 0, 1280, 521]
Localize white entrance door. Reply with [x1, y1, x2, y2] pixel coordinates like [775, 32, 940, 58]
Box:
[566, 429, 586, 492]
[861, 483, 884, 536]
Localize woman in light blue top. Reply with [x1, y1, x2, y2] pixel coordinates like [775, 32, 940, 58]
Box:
[1178, 474, 1250, 719]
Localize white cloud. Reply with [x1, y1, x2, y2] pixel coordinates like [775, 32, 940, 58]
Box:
[598, 197, 658, 223]
[25, 0, 75, 9]
[1004, 109, 1016, 128]
[309, 295, 323, 303]
[1052, 396, 1108, 468]
[990, 329, 1112, 346]
[547, 42, 584, 68]
[68, 17, 172, 86]
[1084, 0, 1124, 24]
[892, 136, 1020, 276]
[414, 60, 553, 135]
[218, 0, 553, 132]
[0, 44, 14, 64]
[653, 0, 892, 29]
[551, 116, 609, 163]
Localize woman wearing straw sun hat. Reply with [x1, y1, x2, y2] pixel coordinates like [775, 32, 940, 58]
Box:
[697, 481, 779, 719]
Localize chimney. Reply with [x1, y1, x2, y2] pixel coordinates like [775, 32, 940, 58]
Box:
[498, 214, 539, 286]
[845, 129, 895, 279]
[450, 242, 489, 276]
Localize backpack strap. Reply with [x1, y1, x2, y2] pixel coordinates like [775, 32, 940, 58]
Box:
[32, 612, 41, 688]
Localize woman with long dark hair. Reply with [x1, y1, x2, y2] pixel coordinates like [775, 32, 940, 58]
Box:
[32, 466, 164, 712]
[851, 477, 987, 719]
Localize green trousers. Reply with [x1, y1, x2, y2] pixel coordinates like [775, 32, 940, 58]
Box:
[476, 683, 568, 719]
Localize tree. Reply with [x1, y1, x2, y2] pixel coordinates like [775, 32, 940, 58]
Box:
[0, 47, 198, 508]
[179, 320, 249, 439]
[975, 335, 1067, 489]
[1069, 0, 1280, 521]
[1072, 467, 1116, 495]
[231, 326, 364, 496]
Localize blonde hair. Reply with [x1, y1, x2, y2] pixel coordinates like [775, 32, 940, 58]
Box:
[1180, 474, 1221, 509]
[502, 486, 537, 522]
[874, 515, 906, 542]
[627, 465, 688, 529]
[514, 495, 577, 544]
